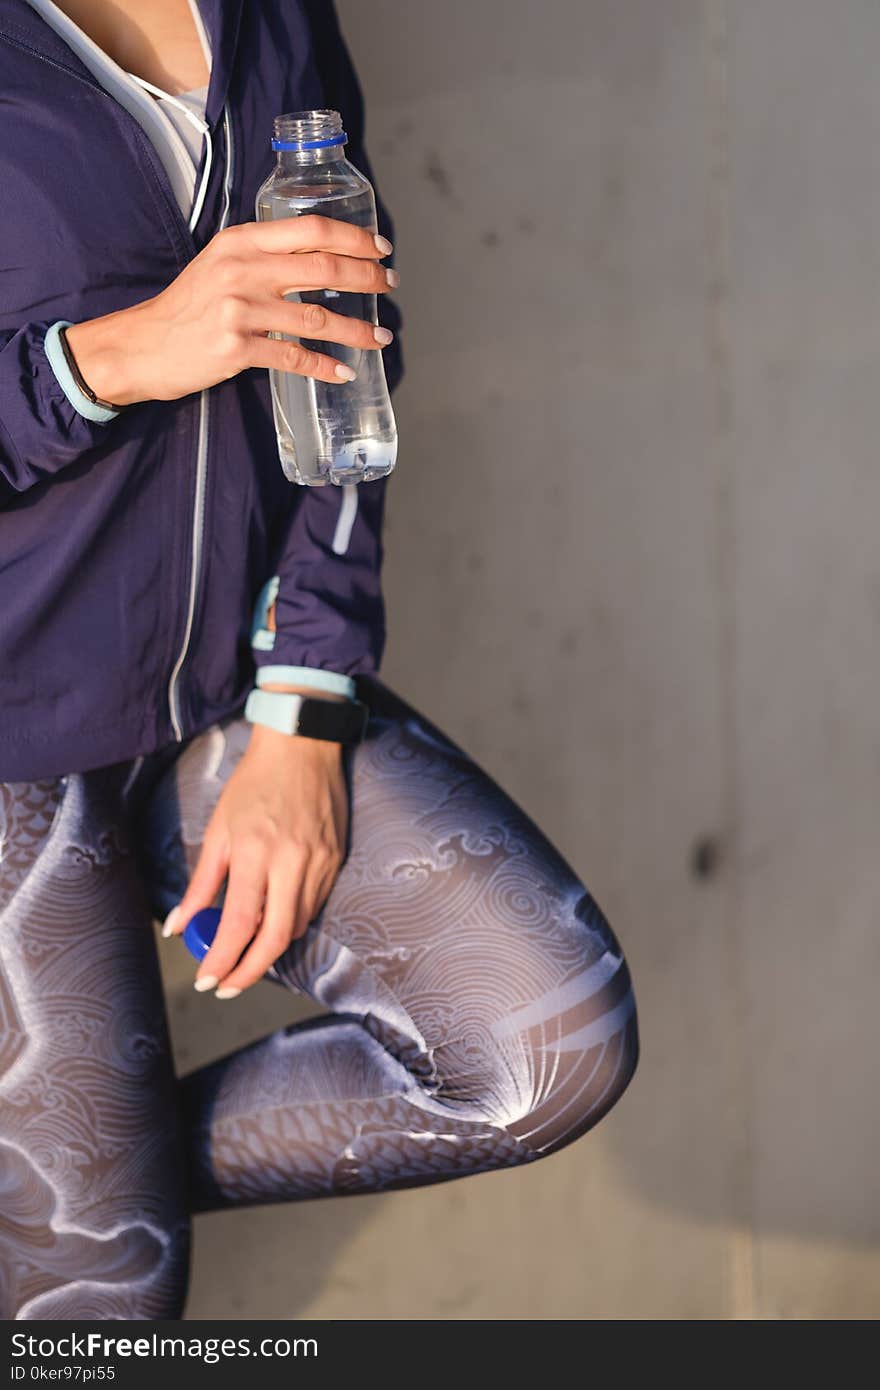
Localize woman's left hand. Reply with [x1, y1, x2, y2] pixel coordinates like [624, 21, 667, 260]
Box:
[164, 724, 348, 997]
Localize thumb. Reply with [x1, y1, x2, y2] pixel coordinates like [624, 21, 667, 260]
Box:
[161, 825, 229, 938]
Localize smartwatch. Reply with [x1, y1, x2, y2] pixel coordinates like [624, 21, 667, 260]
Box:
[244, 688, 368, 745]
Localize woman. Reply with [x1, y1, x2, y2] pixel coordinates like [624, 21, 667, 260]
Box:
[0, 0, 638, 1319]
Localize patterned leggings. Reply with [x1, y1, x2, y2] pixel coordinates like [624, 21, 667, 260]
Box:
[0, 678, 638, 1319]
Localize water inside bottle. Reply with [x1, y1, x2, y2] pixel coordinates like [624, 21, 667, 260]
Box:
[258, 184, 398, 486]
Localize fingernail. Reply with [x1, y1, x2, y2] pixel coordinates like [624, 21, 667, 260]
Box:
[374, 234, 393, 256]
[373, 326, 394, 346]
[335, 364, 357, 381]
[215, 986, 242, 1000]
[161, 905, 181, 939]
[385, 268, 400, 288]
[194, 975, 219, 993]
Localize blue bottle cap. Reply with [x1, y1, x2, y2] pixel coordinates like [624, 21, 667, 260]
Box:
[183, 907, 222, 962]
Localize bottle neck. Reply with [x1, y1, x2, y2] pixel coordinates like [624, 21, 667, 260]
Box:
[273, 145, 347, 170]
[272, 110, 347, 169]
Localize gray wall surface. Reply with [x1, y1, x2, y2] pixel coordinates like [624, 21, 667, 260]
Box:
[160, 0, 880, 1319]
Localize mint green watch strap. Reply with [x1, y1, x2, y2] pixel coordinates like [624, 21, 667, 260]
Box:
[244, 688, 304, 735]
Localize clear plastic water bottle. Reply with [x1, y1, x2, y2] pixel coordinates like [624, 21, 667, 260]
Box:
[255, 110, 398, 486]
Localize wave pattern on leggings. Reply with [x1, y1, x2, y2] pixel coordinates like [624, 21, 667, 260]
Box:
[0, 679, 638, 1314]
[0, 774, 189, 1319]
[175, 683, 639, 1209]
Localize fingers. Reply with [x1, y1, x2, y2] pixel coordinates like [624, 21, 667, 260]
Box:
[246, 335, 361, 384]
[248, 298, 394, 352]
[211, 840, 341, 998]
[203, 218, 399, 387]
[212, 854, 307, 997]
[237, 214, 393, 262]
[162, 823, 228, 939]
[195, 843, 267, 991]
[268, 251, 398, 298]
[226, 218, 398, 296]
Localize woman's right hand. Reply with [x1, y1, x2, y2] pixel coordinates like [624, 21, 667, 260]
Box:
[64, 215, 398, 407]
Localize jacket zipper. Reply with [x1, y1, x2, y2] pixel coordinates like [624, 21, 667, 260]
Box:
[9, 29, 236, 742]
[167, 104, 234, 740]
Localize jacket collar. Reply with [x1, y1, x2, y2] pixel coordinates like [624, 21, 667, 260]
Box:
[5, 0, 244, 129]
[195, 0, 244, 127]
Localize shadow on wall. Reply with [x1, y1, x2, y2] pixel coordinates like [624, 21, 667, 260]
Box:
[339, 0, 880, 1264]
[379, 323, 880, 1253]
[163, 0, 880, 1318]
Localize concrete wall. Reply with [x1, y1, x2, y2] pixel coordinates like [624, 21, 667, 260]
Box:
[161, 0, 880, 1318]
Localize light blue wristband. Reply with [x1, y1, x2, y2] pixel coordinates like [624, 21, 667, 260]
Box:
[43, 321, 120, 424]
[244, 688, 306, 736]
[256, 665, 356, 700]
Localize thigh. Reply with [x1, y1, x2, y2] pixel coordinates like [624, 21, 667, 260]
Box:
[278, 679, 637, 1150]
[0, 771, 189, 1319]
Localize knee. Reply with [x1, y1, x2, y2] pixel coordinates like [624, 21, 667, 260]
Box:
[511, 1011, 638, 1164]
[544, 985, 639, 1154]
[425, 966, 638, 1172]
[494, 936, 640, 1162]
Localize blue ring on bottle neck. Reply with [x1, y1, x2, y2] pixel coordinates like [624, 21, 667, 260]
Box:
[271, 133, 348, 151]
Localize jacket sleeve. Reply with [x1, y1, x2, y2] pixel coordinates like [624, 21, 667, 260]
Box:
[0, 320, 120, 507]
[249, 0, 403, 683]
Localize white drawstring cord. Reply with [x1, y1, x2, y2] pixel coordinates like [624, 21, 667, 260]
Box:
[126, 73, 213, 233]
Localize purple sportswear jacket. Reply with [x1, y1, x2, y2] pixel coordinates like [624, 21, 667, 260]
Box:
[0, 0, 402, 781]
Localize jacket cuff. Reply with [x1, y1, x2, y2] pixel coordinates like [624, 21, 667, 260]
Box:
[249, 577, 362, 697]
[43, 322, 120, 425]
[256, 665, 356, 699]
